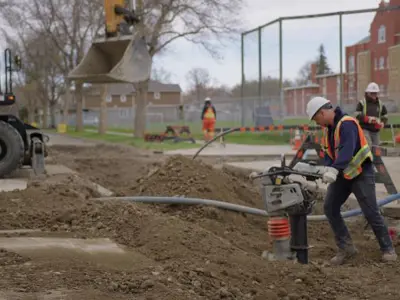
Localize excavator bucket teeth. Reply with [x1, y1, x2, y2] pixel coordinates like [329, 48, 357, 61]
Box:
[68, 35, 151, 84]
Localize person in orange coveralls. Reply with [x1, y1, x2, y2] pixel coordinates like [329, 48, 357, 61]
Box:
[201, 97, 217, 141]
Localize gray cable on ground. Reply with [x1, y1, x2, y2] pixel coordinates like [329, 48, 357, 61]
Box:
[94, 194, 400, 222]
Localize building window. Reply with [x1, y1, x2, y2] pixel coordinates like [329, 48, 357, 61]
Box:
[348, 55, 355, 73]
[379, 57, 385, 70]
[387, 56, 389, 69]
[119, 109, 129, 118]
[380, 85, 385, 96]
[106, 95, 112, 103]
[374, 58, 378, 70]
[378, 25, 386, 43]
[154, 92, 161, 99]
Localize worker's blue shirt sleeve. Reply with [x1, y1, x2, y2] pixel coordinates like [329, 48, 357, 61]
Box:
[331, 121, 358, 170]
[324, 153, 333, 166]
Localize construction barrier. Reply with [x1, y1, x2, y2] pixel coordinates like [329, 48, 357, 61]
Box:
[215, 123, 400, 133]
[216, 123, 400, 146]
[144, 125, 196, 144]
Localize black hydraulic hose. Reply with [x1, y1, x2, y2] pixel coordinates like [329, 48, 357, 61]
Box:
[93, 194, 400, 222]
[192, 127, 239, 160]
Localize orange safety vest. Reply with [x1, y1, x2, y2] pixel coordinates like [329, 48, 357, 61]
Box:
[204, 107, 215, 120]
[321, 115, 372, 180]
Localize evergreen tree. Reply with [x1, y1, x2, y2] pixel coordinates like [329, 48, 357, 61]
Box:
[316, 44, 331, 75]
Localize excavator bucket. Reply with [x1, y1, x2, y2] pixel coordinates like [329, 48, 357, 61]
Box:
[68, 35, 151, 84]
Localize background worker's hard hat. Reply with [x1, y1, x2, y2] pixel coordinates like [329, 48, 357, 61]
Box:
[306, 96, 331, 120]
[365, 82, 380, 93]
[204, 97, 211, 102]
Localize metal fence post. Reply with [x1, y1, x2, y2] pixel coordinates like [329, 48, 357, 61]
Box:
[258, 27, 262, 102]
[241, 33, 245, 127]
[279, 18, 284, 121]
[339, 13, 343, 107]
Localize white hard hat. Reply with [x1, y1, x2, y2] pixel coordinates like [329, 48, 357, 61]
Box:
[204, 97, 211, 102]
[365, 82, 380, 93]
[306, 96, 331, 120]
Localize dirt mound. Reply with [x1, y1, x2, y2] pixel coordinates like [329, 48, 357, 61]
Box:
[0, 249, 30, 266]
[49, 144, 164, 195]
[131, 155, 261, 208]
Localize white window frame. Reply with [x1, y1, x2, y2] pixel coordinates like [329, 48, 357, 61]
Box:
[378, 25, 386, 44]
[379, 56, 385, 70]
[348, 55, 355, 73]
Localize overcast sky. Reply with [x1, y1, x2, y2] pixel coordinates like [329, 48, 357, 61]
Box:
[0, 0, 386, 92]
[156, 0, 384, 91]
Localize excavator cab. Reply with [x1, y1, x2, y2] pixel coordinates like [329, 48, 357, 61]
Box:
[0, 49, 21, 106]
[68, 0, 151, 84]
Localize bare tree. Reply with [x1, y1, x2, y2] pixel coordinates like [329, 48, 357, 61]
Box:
[296, 60, 314, 86]
[0, 0, 104, 131]
[151, 66, 173, 83]
[131, 0, 244, 137]
[186, 67, 211, 103]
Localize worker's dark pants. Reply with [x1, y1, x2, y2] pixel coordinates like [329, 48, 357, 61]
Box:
[324, 166, 394, 252]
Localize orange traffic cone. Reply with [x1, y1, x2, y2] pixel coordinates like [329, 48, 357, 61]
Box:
[395, 134, 400, 144]
[292, 129, 302, 150]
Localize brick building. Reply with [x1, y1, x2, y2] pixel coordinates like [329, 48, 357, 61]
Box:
[284, 0, 400, 116]
[284, 64, 347, 116]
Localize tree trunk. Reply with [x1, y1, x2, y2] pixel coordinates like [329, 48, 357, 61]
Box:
[28, 106, 35, 124]
[133, 80, 148, 138]
[49, 101, 56, 128]
[63, 79, 71, 124]
[99, 84, 108, 135]
[75, 82, 84, 132]
[42, 101, 48, 128]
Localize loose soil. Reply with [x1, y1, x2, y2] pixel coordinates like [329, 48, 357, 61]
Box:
[0, 141, 399, 299]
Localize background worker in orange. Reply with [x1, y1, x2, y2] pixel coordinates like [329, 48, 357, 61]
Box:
[201, 97, 217, 141]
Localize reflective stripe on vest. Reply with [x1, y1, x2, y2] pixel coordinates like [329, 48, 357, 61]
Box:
[322, 115, 373, 180]
[204, 107, 215, 119]
[360, 98, 382, 118]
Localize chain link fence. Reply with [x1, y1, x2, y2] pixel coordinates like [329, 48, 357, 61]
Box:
[240, 3, 400, 125]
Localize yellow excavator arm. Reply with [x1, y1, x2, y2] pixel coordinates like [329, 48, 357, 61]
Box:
[68, 0, 151, 84]
[104, 0, 140, 37]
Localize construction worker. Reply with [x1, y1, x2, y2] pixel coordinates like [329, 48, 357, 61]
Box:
[306, 96, 397, 265]
[201, 97, 216, 141]
[354, 82, 388, 147]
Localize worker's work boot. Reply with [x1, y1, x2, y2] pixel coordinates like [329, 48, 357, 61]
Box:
[330, 246, 358, 265]
[382, 250, 397, 262]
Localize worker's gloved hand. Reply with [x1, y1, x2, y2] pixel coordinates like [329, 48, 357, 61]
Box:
[249, 171, 259, 179]
[322, 167, 339, 184]
[375, 121, 384, 129]
[368, 116, 379, 124]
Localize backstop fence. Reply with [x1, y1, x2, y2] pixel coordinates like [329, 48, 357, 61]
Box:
[240, 3, 400, 126]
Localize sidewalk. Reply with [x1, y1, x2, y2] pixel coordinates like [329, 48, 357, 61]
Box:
[165, 143, 297, 158]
